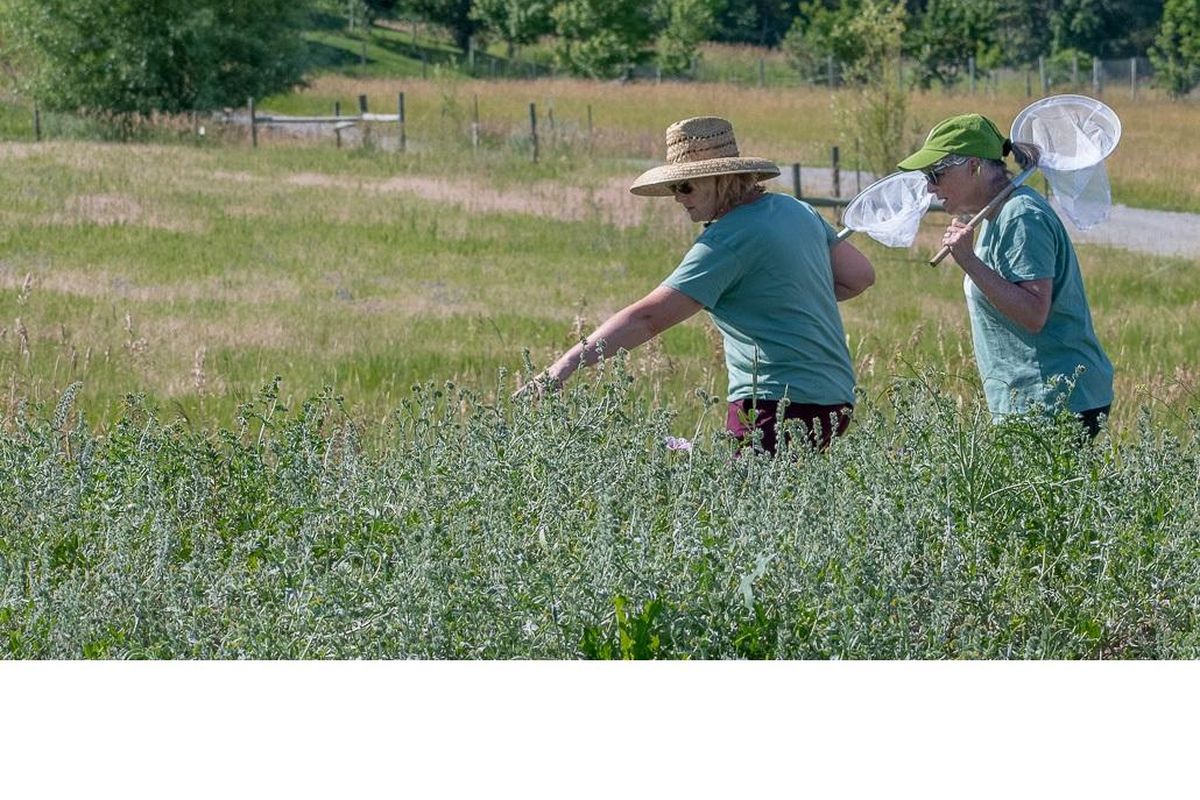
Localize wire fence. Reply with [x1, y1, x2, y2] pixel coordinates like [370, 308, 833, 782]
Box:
[522, 54, 1162, 100]
[352, 20, 1169, 98]
[399, 49, 1163, 99]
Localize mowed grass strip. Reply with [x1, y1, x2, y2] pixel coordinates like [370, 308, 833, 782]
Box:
[0, 136, 1195, 434]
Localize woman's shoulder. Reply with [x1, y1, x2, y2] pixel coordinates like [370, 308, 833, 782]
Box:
[1001, 187, 1060, 228]
[757, 192, 829, 227]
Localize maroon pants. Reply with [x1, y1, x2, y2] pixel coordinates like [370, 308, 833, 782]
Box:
[726, 399, 852, 454]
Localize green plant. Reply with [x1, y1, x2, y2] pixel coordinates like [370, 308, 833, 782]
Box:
[1151, 0, 1200, 99]
[2, 0, 312, 118]
[2, 370, 1198, 660]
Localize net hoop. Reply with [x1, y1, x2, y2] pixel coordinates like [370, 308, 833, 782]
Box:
[1009, 94, 1121, 172]
[838, 170, 933, 247]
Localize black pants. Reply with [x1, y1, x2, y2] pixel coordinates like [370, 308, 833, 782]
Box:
[726, 399, 852, 454]
[1078, 405, 1111, 439]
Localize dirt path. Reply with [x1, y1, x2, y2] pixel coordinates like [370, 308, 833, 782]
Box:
[1065, 205, 1200, 258]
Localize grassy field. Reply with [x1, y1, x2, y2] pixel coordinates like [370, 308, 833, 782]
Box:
[2, 69, 1199, 659]
[0, 113, 1197, 437]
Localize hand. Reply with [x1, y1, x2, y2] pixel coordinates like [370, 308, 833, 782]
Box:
[512, 371, 562, 400]
[941, 218, 976, 264]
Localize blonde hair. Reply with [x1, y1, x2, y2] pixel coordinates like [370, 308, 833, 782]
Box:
[710, 173, 764, 220]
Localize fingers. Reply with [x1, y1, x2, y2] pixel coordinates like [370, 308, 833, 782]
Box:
[941, 221, 974, 246]
[512, 372, 561, 400]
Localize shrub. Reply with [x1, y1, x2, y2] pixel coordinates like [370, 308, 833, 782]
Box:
[1, 369, 1198, 659]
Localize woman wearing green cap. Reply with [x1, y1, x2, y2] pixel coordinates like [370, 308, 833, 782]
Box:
[899, 113, 1113, 436]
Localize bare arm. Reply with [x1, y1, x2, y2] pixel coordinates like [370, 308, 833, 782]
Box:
[943, 218, 1052, 333]
[830, 240, 875, 301]
[544, 285, 703, 385]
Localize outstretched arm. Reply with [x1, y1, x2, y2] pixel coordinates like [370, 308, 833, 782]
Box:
[830, 240, 876, 301]
[544, 285, 702, 386]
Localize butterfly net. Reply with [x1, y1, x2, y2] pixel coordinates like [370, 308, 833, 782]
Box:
[1010, 94, 1122, 230]
[839, 171, 933, 248]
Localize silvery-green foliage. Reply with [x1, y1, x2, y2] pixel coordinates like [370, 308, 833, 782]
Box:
[1, 367, 1198, 659]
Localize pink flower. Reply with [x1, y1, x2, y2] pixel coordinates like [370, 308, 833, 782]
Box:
[664, 436, 693, 452]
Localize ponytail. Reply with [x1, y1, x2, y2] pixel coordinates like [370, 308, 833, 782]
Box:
[1008, 140, 1042, 170]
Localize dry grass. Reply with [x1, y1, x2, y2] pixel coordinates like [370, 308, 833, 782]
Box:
[289, 76, 1200, 209]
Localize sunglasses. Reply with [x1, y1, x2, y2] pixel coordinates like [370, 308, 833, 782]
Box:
[668, 181, 694, 195]
[922, 164, 952, 185]
[923, 158, 969, 185]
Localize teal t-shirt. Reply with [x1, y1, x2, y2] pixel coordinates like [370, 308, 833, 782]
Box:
[662, 193, 855, 405]
[968, 186, 1114, 416]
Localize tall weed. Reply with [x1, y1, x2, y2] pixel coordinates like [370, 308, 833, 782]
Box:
[1, 369, 1196, 659]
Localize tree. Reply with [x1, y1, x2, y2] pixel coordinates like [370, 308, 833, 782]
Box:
[829, 0, 911, 176]
[551, 0, 655, 78]
[364, 0, 401, 17]
[906, 0, 996, 88]
[1051, 0, 1165, 58]
[784, 0, 905, 85]
[782, 1, 856, 83]
[986, 0, 1047, 67]
[1151, 0, 1200, 97]
[712, 0, 799, 46]
[654, 0, 719, 75]
[403, 0, 480, 52]
[472, 0, 554, 58]
[2, 0, 312, 116]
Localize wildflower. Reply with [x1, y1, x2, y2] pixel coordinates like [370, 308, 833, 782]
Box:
[664, 436, 693, 452]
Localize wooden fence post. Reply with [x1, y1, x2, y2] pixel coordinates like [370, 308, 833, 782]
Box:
[334, 101, 342, 149]
[831, 146, 841, 199]
[529, 102, 538, 164]
[1039, 55, 1047, 94]
[471, 93, 479, 152]
[792, 163, 802, 199]
[357, 95, 370, 148]
[1093, 58, 1102, 96]
[249, 97, 257, 148]
[1131, 57, 1138, 100]
[969, 57, 976, 94]
[33, 102, 41, 142]
[854, 139, 862, 193]
[398, 93, 406, 153]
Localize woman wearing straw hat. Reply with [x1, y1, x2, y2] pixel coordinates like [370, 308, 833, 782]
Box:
[530, 116, 876, 453]
[899, 113, 1113, 436]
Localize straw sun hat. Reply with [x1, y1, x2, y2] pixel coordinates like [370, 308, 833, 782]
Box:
[629, 116, 780, 197]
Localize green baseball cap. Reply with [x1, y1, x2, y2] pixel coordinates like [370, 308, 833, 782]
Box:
[897, 113, 1008, 171]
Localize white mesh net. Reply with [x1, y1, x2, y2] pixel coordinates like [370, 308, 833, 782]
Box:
[1010, 95, 1121, 230]
[839, 171, 933, 247]
[837, 95, 1120, 246]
